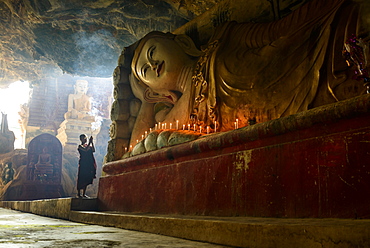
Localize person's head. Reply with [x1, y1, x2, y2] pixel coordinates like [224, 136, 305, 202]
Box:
[74, 80, 88, 95]
[124, 31, 202, 104]
[79, 134, 87, 144]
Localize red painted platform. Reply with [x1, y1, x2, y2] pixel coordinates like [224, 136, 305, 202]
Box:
[99, 95, 370, 218]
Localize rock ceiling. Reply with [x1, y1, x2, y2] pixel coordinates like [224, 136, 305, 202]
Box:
[1, 0, 368, 89]
[0, 0, 221, 88]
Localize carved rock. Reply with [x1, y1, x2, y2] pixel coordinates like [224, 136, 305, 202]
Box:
[110, 100, 130, 121]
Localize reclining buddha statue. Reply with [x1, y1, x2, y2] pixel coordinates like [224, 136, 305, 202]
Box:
[115, 0, 368, 151]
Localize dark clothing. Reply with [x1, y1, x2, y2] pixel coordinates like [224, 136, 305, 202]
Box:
[77, 144, 96, 190]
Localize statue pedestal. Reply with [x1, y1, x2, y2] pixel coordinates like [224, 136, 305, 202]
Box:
[17, 182, 64, 200]
[57, 118, 94, 146]
[99, 95, 370, 219]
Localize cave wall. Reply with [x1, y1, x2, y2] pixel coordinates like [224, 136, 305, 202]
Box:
[0, 0, 200, 87]
[0, 0, 323, 88]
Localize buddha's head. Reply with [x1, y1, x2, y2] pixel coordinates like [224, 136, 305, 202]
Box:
[74, 80, 88, 95]
[122, 31, 202, 105]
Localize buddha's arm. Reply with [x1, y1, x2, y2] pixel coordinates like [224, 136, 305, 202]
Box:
[85, 95, 92, 111]
[46, 154, 51, 163]
[67, 95, 74, 111]
[227, 0, 345, 49]
[129, 101, 155, 147]
[37, 155, 42, 164]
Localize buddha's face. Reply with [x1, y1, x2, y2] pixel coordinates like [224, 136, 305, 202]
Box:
[133, 37, 191, 94]
[75, 80, 88, 94]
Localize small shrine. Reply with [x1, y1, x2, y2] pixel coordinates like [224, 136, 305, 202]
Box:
[21, 133, 63, 200]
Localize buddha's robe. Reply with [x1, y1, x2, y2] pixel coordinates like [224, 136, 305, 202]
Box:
[190, 0, 362, 130]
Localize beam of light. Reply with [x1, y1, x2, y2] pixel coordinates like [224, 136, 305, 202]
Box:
[0, 81, 31, 149]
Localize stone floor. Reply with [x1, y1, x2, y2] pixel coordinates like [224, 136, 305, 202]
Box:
[0, 208, 229, 248]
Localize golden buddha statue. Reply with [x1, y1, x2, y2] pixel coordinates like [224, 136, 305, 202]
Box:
[118, 0, 368, 148]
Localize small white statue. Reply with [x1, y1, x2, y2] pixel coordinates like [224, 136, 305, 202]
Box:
[64, 80, 94, 120]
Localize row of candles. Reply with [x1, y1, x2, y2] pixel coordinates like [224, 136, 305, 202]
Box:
[124, 119, 240, 153]
[153, 119, 240, 133]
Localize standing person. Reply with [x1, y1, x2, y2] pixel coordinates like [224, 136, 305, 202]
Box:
[77, 134, 96, 198]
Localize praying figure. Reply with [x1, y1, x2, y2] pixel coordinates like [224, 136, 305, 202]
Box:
[118, 0, 368, 148]
[77, 134, 96, 198]
[64, 80, 94, 121]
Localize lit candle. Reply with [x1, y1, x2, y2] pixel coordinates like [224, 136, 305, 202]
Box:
[176, 120, 179, 130]
[170, 123, 172, 129]
[234, 122, 237, 130]
[207, 126, 210, 134]
[165, 123, 167, 129]
[124, 147, 127, 153]
[149, 128, 152, 133]
[188, 124, 190, 131]
[158, 122, 161, 129]
[145, 131, 148, 137]
[155, 124, 158, 130]
[193, 124, 196, 132]
[130, 145, 132, 150]
[183, 124, 185, 130]
[199, 126, 202, 133]
[136, 139, 139, 143]
[236, 118, 239, 129]
[214, 121, 217, 133]
[141, 134, 144, 140]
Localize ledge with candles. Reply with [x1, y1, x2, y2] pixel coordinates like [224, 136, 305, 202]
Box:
[100, 94, 370, 218]
[121, 118, 243, 158]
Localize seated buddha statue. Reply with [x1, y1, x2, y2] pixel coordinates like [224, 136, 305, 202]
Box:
[64, 80, 95, 121]
[120, 0, 368, 147]
[34, 147, 54, 177]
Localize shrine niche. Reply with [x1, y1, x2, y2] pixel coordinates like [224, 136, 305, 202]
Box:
[0, 134, 63, 201]
[27, 133, 62, 183]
